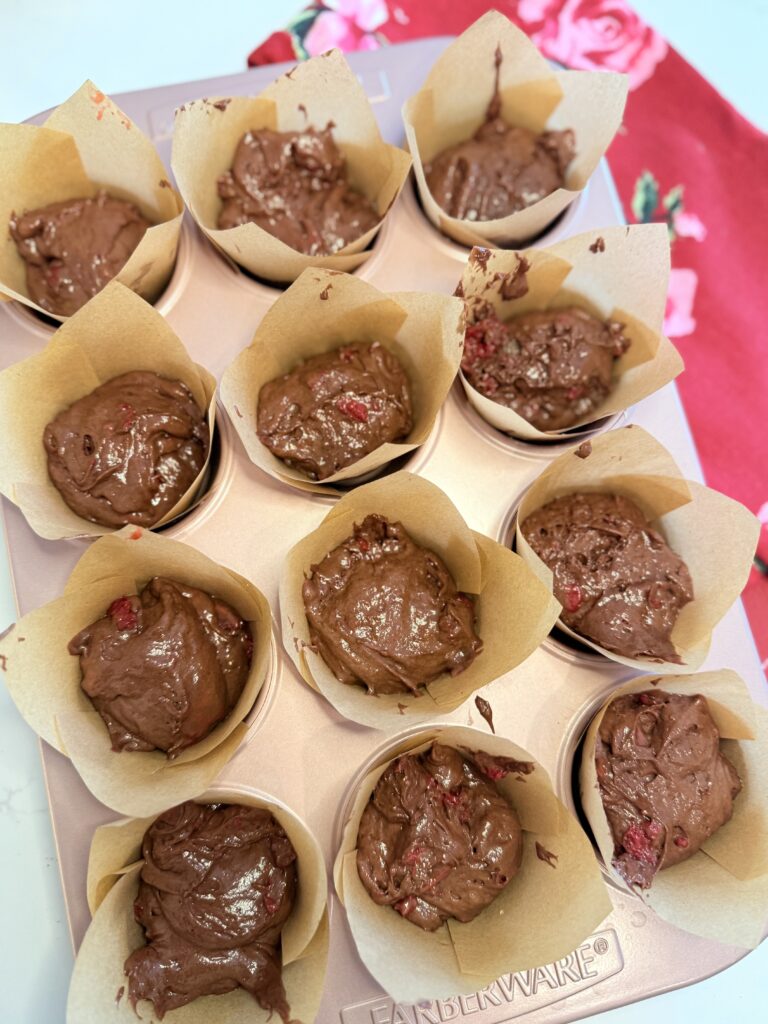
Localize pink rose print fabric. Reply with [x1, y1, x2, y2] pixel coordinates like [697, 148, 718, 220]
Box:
[304, 0, 389, 55]
[249, 1, 768, 680]
[516, 0, 667, 89]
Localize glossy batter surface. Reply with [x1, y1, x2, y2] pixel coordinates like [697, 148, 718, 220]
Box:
[302, 514, 482, 695]
[125, 801, 296, 1019]
[217, 125, 379, 254]
[425, 118, 575, 221]
[44, 370, 209, 529]
[521, 492, 693, 661]
[257, 342, 413, 480]
[69, 577, 253, 757]
[596, 691, 741, 888]
[357, 743, 525, 930]
[10, 191, 149, 316]
[462, 306, 630, 431]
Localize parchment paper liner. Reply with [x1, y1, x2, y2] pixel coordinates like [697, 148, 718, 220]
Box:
[403, 10, 628, 248]
[457, 224, 683, 440]
[221, 268, 463, 491]
[0, 281, 217, 540]
[333, 724, 611, 1002]
[279, 472, 559, 729]
[0, 80, 183, 320]
[580, 670, 768, 948]
[67, 785, 329, 1024]
[0, 528, 273, 817]
[515, 426, 759, 672]
[171, 49, 411, 283]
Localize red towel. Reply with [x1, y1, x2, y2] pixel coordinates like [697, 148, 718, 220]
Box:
[248, 1, 768, 680]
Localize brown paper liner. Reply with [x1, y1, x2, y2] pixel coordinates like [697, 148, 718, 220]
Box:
[220, 268, 463, 490]
[68, 785, 329, 1024]
[279, 472, 560, 729]
[333, 725, 611, 1002]
[516, 426, 758, 672]
[171, 49, 411, 283]
[403, 11, 628, 248]
[0, 80, 183, 319]
[457, 224, 683, 439]
[0, 529, 274, 817]
[0, 281, 217, 540]
[579, 670, 768, 948]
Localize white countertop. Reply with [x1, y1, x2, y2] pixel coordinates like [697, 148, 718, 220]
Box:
[1, 1, 766, 1020]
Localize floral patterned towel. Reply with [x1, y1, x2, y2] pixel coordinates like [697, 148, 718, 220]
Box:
[249, 1, 768, 681]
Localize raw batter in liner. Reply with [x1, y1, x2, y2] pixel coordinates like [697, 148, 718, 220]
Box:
[125, 800, 297, 1019]
[357, 743, 528, 930]
[302, 514, 482, 694]
[595, 691, 741, 888]
[10, 191, 150, 316]
[521, 492, 693, 661]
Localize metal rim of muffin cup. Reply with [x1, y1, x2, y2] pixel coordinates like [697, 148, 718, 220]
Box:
[554, 675, 644, 896]
[198, 204, 394, 296]
[4, 215, 194, 335]
[498, 482, 628, 669]
[402, 166, 589, 265]
[156, 399, 234, 539]
[453, 378, 630, 463]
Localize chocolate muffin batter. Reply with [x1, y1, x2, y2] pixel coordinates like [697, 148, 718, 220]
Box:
[424, 49, 575, 221]
[9, 190, 150, 316]
[69, 577, 253, 757]
[521, 492, 693, 662]
[217, 124, 379, 254]
[125, 800, 297, 1019]
[595, 691, 741, 888]
[426, 122, 575, 222]
[257, 342, 413, 480]
[356, 743, 523, 931]
[302, 514, 482, 695]
[462, 307, 631, 431]
[44, 370, 209, 529]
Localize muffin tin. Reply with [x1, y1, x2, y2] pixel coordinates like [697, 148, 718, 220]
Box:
[1, 37, 766, 1023]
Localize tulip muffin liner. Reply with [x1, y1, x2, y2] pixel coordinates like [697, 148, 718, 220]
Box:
[0, 528, 273, 817]
[0, 281, 216, 539]
[515, 425, 759, 672]
[457, 224, 683, 440]
[580, 670, 768, 948]
[220, 267, 463, 491]
[172, 49, 411, 283]
[0, 80, 183, 319]
[403, 10, 628, 248]
[279, 471, 560, 729]
[67, 784, 329, 1024]
[333, 724, 612, 1002]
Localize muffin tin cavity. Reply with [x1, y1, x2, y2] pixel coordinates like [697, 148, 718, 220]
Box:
[404, 172, 587, 261]
[5, 216, 191, 335]
[160, 406, 233, 538]
[455, 377, 629, 462]
[556, 680, 641, 893]
[501, 488, 628, 668]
